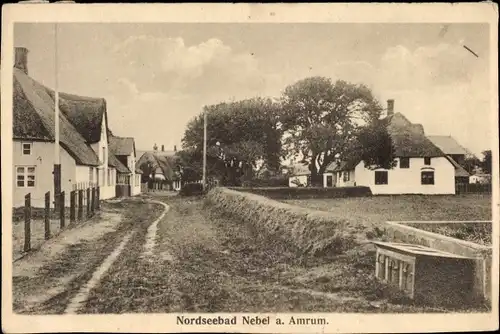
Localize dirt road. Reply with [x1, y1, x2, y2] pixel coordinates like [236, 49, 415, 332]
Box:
[12, 193, 487, 314]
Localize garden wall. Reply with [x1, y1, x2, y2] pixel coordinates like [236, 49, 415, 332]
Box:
[227, 186, 372, 200]
[205, 187, 363, 256]
[382, 221, 492, 303]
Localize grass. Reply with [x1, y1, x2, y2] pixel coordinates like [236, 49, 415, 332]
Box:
[81, 196, 490, 313]
[284, 194, 492, 238]
[404, 222, 492, 246]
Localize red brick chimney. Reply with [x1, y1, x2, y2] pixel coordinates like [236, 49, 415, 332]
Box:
[387, 99, 394, 116]
[14, 47, 29, 75]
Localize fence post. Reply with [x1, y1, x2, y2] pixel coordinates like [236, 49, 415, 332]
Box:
[91, 187, 96, 215]
[96, 186, 100, 210]
[45, 191, 50, 240]
[24, 193, 31, 252]
[60, 191, 65, 229]
[87, 187, 91, 218]
[70, 190, 76, 223]
[78, 189, 83, 221]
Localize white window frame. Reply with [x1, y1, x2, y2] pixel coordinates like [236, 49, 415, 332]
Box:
[16, 165, 36, 188]
[22, 142, 32, 155]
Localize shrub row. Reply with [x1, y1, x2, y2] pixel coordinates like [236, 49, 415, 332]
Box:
[204, 187, 362, 256]
[179, 183, 204, 197]
[227, 186, 372, 200]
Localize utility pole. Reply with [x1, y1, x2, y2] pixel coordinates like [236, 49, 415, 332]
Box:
[202, 108, 207, 190]
[53, 22, 61, 213]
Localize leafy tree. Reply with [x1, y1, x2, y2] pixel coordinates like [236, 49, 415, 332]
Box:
[462, 155, 481, 174]
[181, 97, 282, 186]
[481, 150, 492, 174]
[279, 76, 394, 185]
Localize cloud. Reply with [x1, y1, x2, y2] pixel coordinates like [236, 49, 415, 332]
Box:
[378, 43, 480, 90]
[113, 36, 262, 91]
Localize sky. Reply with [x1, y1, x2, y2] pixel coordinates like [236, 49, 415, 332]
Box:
[14, 23, 492, 156]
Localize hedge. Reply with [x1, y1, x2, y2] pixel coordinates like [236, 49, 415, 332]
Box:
[204, 187, 362, 256]
[179, 183, 204, 196]
[227, 186, 372, 200]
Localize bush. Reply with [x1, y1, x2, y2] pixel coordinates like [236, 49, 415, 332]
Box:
[179, 183, 204, 197]
[204, 187, 359, 256]
[241, 175, 289, 188]
[227, 186, 372, 200]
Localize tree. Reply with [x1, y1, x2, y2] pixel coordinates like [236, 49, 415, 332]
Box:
[480, 150, 492, 174]
[279, 76, 394, 185]
[181, 97, 282, 186]
[462, 155, 481, 174]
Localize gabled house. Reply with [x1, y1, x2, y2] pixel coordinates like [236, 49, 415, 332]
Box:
[427, 135, 471, 184]
[12, 47, 116, 206]
[109, 135, 142, 196]
[288, 163, 310, 187]
[331, 99, 456, 195]
[136, 144, 181, 190]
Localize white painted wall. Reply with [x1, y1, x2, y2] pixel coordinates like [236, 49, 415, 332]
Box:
[322, 173, 335, 187]
[335, 170, 356, 187]
[469, 174, 491, 184]
[90, 114, 115, 200]
[353, 157, 455, 195]
[131, 173, 142, 196]
[13, 140, 78, 207]
[289, 175, 308, 187]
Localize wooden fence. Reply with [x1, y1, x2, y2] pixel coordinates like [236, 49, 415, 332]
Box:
[456, 183, 492, 194]
[21, 186, 101, 254]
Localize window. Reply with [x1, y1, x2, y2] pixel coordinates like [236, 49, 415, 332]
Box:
[375, 171, 388, 185]
[89, 167, 94, 183]
[421, 171, 435, 185]
[424, 157, 431, 165]
[22, 143, 32, 155]
[16, 166, 35, 187]
[343, 171, 350, 182]
[399, 157, 410, 169]
[107, 169, 111, 186]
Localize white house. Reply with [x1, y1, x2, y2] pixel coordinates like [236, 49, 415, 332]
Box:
[109, 135, 142, 196]
[12, 47, 117, 207]
[331, 100, 456, 195]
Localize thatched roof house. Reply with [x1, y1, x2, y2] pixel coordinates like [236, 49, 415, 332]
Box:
[13, 67, 101, 166]
[108, 135, 142, 174]
[136, 151, 178, 182]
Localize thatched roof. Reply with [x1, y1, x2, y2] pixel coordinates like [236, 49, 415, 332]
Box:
[108, 153, 130, 174]
[44, 89, 107, 144]
[427, 135, 470, 156]
[446, 156, 470, 177]
[288, 163, 310, 176]
[333, 112, 446, 172]
[109, 135, 136, 156]
[327, 159, 360, 172]
[387, 113, 444, 157]
[13, 68, 100, 166]
[136, 151, 177, 181]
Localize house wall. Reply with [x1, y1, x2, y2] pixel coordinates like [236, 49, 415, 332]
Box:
[289, 175, 308, 187]
[353, 157, 455, 195]
[13, 140, 78, 207]
[335, 170, 356, 187]
[127, 154, 141, 196]
[131, 173, 141, 196]
[322, 173, 335, 187]
[90, 114, 115, 200]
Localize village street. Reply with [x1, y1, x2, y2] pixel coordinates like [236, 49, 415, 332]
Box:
[13, 193, 488, 315]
